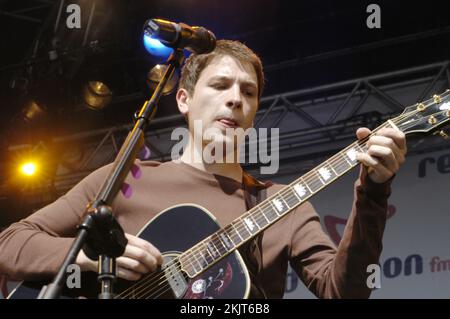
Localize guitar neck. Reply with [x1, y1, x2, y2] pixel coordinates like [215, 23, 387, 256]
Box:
[179, 120, 399, 278]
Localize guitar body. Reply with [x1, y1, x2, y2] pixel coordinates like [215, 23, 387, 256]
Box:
[8, 204, 250, 299]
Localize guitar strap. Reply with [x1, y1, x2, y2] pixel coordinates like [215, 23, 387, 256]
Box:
[240, 171, 273, 299]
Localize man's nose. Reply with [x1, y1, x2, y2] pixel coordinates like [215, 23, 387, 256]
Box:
[225, 84, 242, 109]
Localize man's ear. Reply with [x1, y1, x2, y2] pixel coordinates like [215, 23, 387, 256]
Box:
[176, 88, 190, 116]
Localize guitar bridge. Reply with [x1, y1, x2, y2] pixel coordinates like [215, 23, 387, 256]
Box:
[162, 254, 188, 299]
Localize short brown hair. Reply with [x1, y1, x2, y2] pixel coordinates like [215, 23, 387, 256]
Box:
[179, 40, 265, 99]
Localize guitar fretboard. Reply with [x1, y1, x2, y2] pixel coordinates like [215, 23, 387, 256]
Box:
[179, 122, 393, 278]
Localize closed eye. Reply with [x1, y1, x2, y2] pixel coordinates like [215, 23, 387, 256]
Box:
[212, 83, 228, 90]
[243, 86, 257, 98]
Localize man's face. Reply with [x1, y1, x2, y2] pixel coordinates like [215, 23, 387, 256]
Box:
[178, 55, 259, 150]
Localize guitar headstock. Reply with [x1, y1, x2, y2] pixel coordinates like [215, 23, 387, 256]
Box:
[394, 90, 450, 137]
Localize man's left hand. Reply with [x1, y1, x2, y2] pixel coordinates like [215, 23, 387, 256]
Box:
[356, 127, 407, 183]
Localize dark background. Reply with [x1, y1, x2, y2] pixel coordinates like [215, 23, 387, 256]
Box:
[1, 0, 449, 140]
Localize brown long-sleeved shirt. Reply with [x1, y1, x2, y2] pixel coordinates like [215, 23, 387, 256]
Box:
[0, 160, 391, 298]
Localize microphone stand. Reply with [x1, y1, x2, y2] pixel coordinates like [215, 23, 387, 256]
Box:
[38, 48, 185, 299]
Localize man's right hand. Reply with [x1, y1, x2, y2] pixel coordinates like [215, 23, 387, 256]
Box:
[76, 233, 163, 281]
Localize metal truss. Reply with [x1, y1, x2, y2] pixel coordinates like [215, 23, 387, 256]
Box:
[3, 60, 450, 207]
[0, 0, 56, 24]
[1, 0, 112, 78]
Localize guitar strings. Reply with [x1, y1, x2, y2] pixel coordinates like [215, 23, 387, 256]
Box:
[116, 109, 416, 299]
[115, 104, 435, 299]
[121, 120, 396, 299]
[116, 109, 418, 299]
[123, 121, 397, 299]
[135, 105, 448, 300]
[127, 97, 450, 299]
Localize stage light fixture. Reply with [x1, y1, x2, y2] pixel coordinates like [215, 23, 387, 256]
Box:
[21, 99, 47, 123]
[20, 162, 37, 176]
[146, 64, 179, 95]
[143, 34, 173, 60]
[82, 80, 113, 110]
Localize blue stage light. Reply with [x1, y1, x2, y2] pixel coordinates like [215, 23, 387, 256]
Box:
[143, 34, 173, 59]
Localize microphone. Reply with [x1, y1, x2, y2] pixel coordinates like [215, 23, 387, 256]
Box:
[143, 18, 216, 54]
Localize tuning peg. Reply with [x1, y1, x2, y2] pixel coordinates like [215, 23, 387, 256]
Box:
[433, 130, 449, 140]
[428, 115, 437, 124]
[433, 94, 442, 103]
